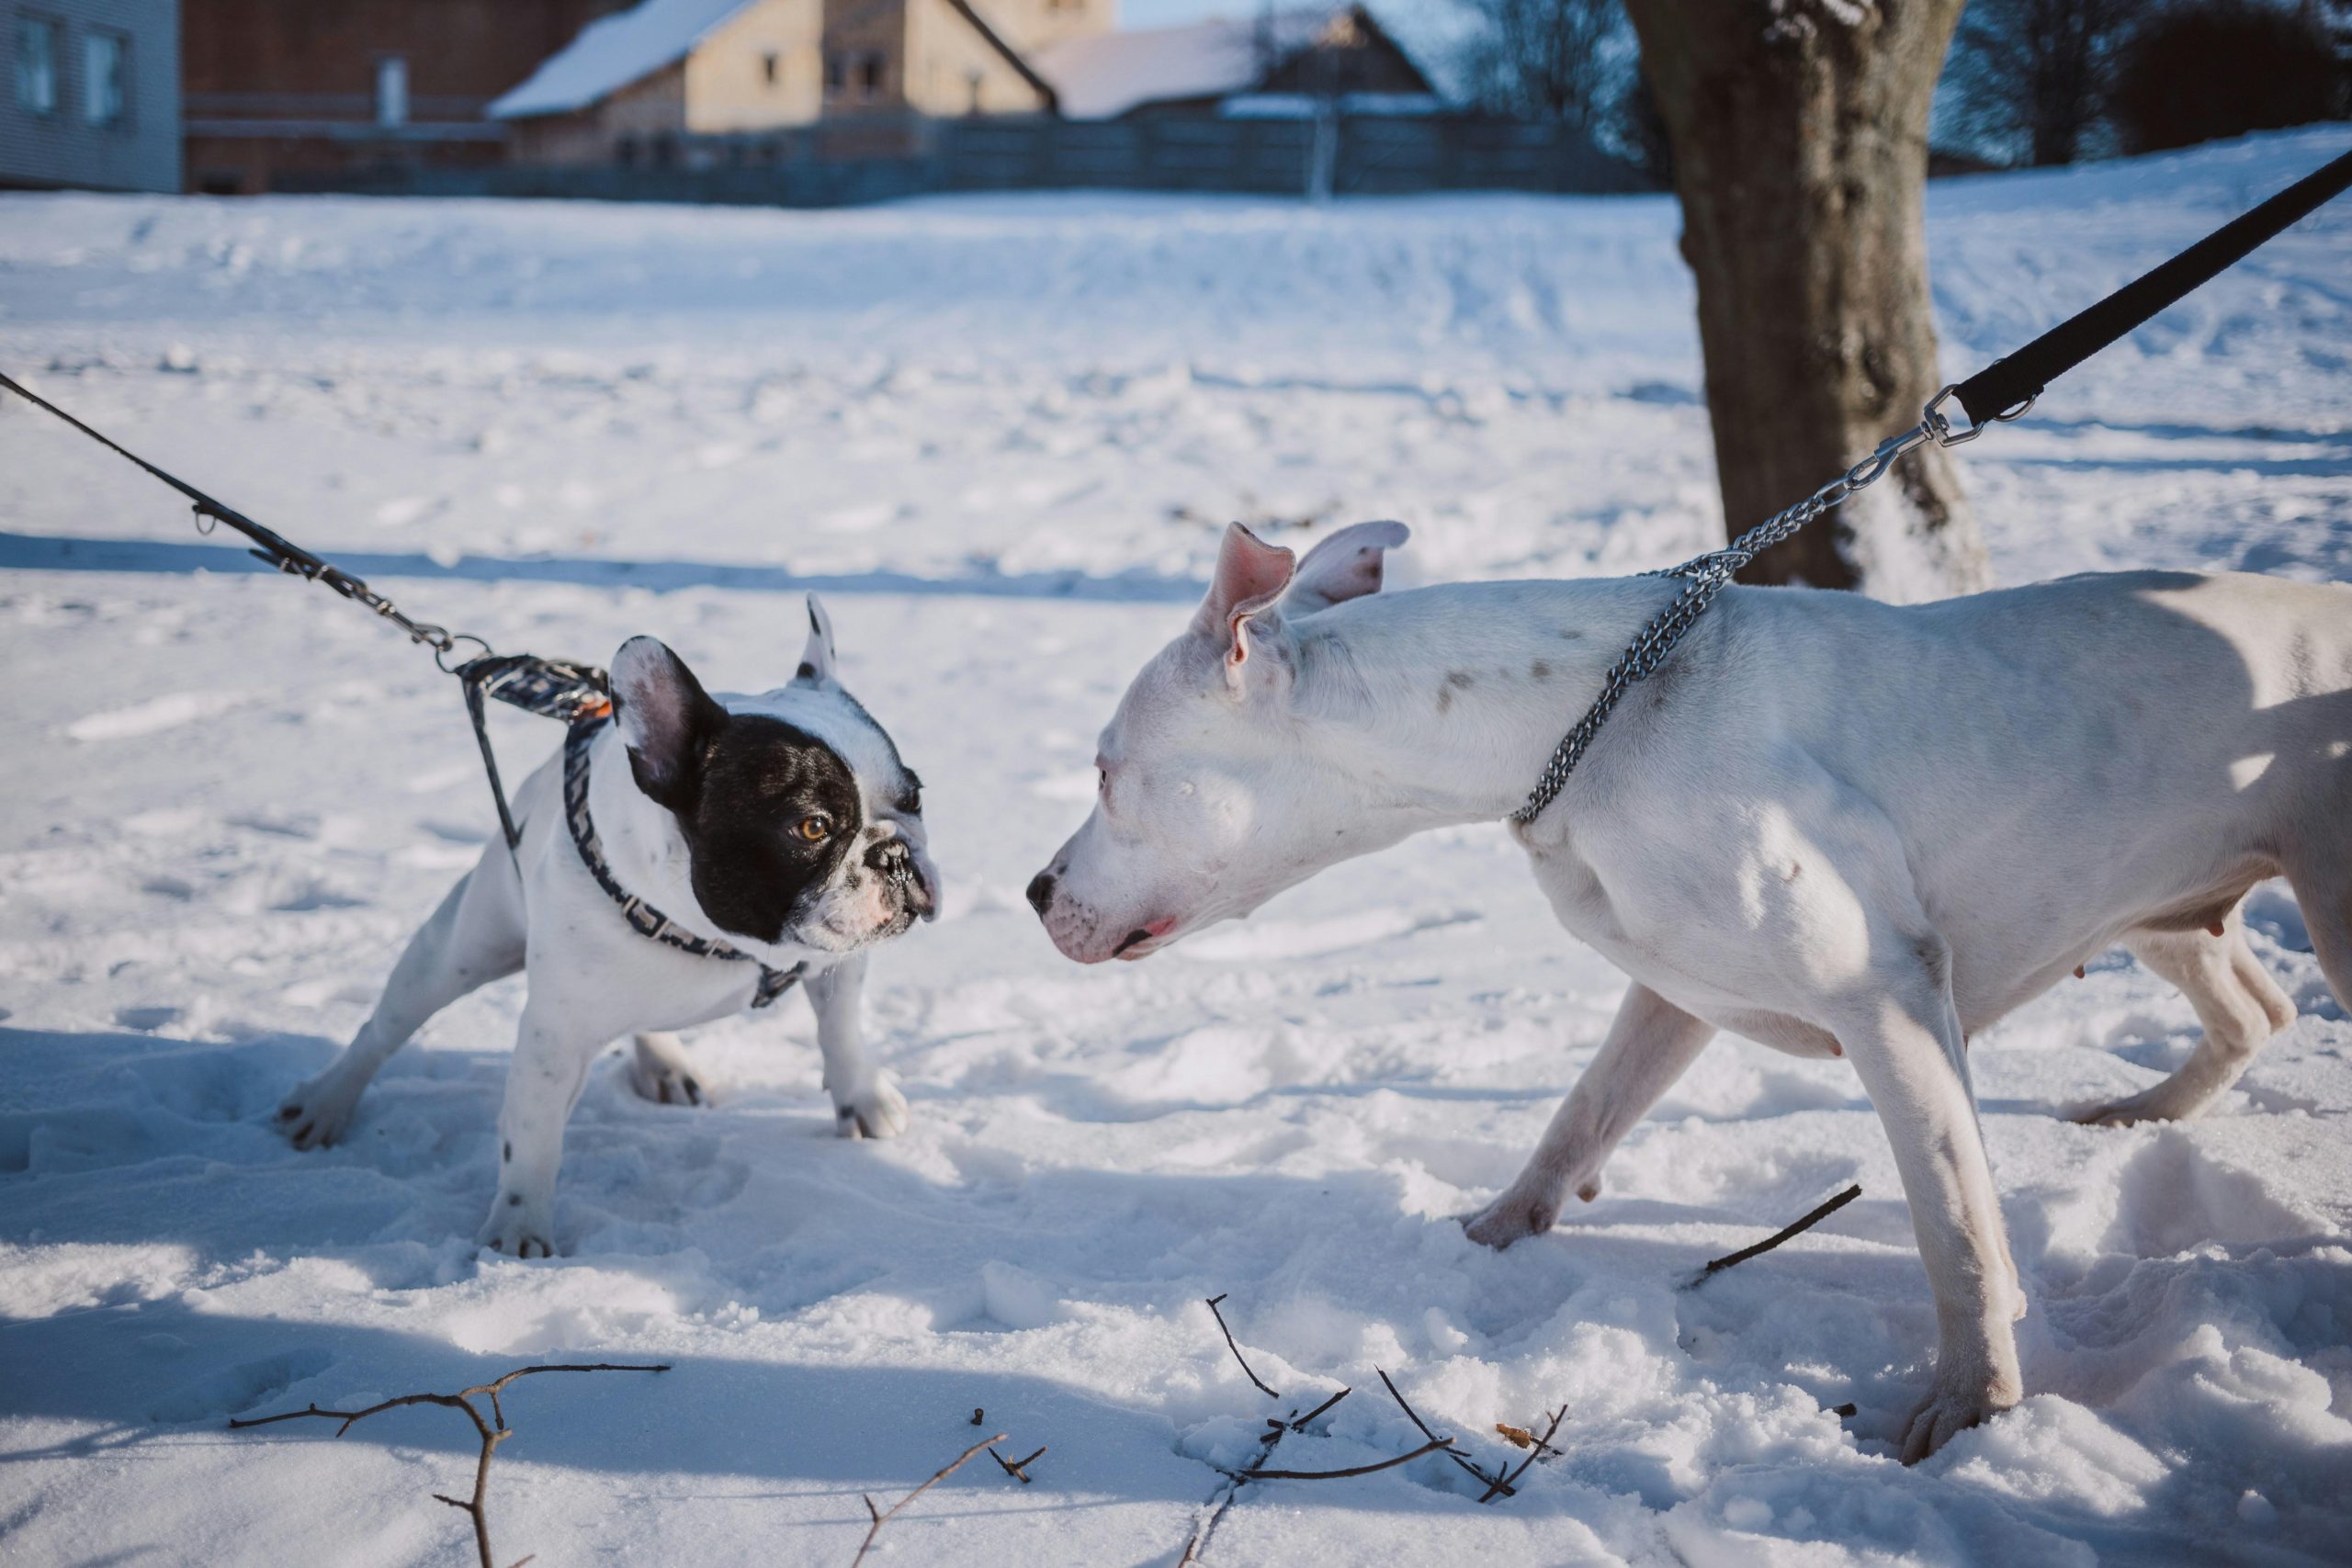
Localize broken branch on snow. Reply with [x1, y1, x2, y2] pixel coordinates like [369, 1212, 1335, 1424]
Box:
[1204, 1293, 1280, 1399]
[226, 1361, 669, 1568]
[1686, 1183, 1863, 1287]
[852, 1432, 1005, 1566]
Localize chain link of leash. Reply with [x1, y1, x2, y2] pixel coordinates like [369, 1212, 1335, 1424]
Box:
[1509, 384, 2031, 826]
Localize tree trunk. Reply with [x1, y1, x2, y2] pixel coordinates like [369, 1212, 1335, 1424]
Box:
[1622, 0, 1988, 598]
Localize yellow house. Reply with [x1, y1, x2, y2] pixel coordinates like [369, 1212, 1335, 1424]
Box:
[492, 0, 1109, 164]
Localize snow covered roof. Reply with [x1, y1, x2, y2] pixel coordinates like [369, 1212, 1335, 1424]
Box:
[491, 0, 753, 120]
[1034, 9, 1348, 121]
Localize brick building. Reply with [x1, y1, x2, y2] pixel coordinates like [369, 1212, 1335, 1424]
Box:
[3, 0, 180, 191]
[182, 0, 621, 193]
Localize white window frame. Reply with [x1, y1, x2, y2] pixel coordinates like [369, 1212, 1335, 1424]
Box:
[14, 13, 59, 118]
[82, 25, 125, 127]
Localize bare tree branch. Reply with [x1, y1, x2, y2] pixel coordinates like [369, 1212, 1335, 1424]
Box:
[1204, 1294, 1280, 1399]
[227, 1362, 668, 1568]
[989, 1444, 1047, 1483]
[1686, 1183, 1862, 1287]
[1375, 1367, 1513, 1498]
[1227, 1437, 1459, 1482]
[852, 1433, 1005, 1566]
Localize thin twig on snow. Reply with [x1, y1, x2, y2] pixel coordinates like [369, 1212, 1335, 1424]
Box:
[227, 1361, 669, 1568]
[851, 1432, 1004, 1566]
[1686, 1183, 1863, 1287]
[1204, 1294, 1280, 1399]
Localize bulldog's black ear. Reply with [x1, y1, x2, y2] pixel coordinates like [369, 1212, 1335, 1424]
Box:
[611, 637, 727, 816]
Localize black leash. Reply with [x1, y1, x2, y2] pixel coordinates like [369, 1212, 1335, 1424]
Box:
[1946, 147, 2352, 433]
[0, 367, 601, 852]
[1515, 144, 2352, 824]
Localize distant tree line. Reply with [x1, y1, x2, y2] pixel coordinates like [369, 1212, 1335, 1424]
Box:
[1457, 0, 2352, 175]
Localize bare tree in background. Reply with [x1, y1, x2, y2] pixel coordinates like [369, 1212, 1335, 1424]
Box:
[1462, 0, 1624, 126]
[1622, 0, 1985, 596]
[1943, 0, 2134, 166]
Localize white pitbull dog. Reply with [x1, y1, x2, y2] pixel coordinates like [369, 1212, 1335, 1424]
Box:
[1029, 521, 2351, 1461]
[278, 597, 938, 1257]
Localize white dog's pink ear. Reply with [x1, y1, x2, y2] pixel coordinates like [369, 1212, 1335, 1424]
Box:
[1193, 522, 1295, 673]
[611, 637, 728, 813]
[1284, 521, 1409, 615]
[796, 593, 838, 686]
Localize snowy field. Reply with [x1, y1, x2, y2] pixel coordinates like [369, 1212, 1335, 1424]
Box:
[2, 127, 2349, 1566]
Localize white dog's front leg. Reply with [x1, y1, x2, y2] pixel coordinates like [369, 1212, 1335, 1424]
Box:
[1833, 963, 2022, 1462]
[479, 1002, 610, 1258]
[803, 953, 907, 1140]
[1466, 984, 1714, 1247]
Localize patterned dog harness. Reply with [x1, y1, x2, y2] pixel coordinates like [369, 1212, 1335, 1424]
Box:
[562, 716, 803, 1009]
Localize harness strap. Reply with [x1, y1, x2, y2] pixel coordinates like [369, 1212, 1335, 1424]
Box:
[562, 717, 802, 1009]
[458, 653, 613, 852]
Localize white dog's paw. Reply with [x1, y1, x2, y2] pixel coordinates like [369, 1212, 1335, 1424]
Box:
[1898, 1374, 2018, 1464]
[831, 1074, 910, 1141]
[628, 1032, 708, 1108]
[2072, 1081, 2208, 1128]
[275, 1076, 362, 1149]
[1462, 1185, 1566, 1249]
[476, 1192, 558, 1259]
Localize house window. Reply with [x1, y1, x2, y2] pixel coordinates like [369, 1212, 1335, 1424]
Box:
[762, 50, 778, 85]
[858, 51, 884, 99]
[824, 51, 844, 92]
[14, 15, 58, 117]
[82, 28, 126, 126]
[375, 55, 407, 127]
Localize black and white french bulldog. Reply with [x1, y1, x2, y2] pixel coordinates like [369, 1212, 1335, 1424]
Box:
[277, 595, 938, 1257]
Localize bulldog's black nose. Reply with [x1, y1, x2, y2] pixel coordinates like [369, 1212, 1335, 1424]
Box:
[1025, 871, 1057, 916]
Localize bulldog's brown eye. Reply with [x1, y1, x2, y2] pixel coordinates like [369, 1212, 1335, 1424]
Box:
[795, 816, 830, 842]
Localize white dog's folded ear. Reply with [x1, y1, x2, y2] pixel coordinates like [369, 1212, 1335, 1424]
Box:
[797, 593, 838, 686]
[1193, 522, 1296, 680]
[1284, 521, 1409, 615]
[611, 637, 728, 814]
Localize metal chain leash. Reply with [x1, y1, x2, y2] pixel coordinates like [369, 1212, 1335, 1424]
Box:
[1509, 385, 2027, 826]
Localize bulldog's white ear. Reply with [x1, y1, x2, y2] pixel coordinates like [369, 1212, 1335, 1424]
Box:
[611, 637, 726, 813]
[1192, 522, 1295, 682]
[797, 593, 838, 686]
[1284, 521, 1408, 615]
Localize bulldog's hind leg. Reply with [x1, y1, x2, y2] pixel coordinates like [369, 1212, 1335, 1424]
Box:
[2079, 907, 2296, 1127]
[279, 846, 526, 1148]
[1464, 984, 1714, 1248]
[628, 1031, 708, 1106]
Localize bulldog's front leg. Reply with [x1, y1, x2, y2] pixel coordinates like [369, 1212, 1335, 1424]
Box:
[1466, 984, 1714, 1247]
[480, 1001, 611, 1258]
[804, 953, 908, 1140]
[1832, 954, 2023, 1462]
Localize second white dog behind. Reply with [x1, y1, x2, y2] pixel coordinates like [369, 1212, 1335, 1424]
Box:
[1027, 520, 2351, 1462]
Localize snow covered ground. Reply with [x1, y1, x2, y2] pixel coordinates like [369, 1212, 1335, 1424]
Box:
[2, 128, 2348, 1566]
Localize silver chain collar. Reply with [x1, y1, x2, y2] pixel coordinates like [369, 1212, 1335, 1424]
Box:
[1510, 384, 2030, 826]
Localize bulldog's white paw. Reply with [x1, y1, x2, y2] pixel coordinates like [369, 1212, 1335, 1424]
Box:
[276, 1076, 362, 1149]
[832, 1074, 909, 1140]
[1463, 1186, 1563, 1249]
[476, 1192, 558, 1259]
[628, 1032, 708, 1108]
[1899, 1372, 2018, 1464]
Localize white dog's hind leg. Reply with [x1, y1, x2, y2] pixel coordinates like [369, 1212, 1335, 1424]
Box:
[479, 998, 610, 1258]
[803, 953, 908, 1139]
[279, 852, 526, 1149]
[1831, 944, 2023, 1463]
[2080, 910, 2293, 1126]
[1464, 985, 1713, 1248]
[628, 1031, 708, 1106]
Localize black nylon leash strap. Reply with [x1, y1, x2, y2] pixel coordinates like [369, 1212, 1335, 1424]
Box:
[1951, 147, 2352, 428]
